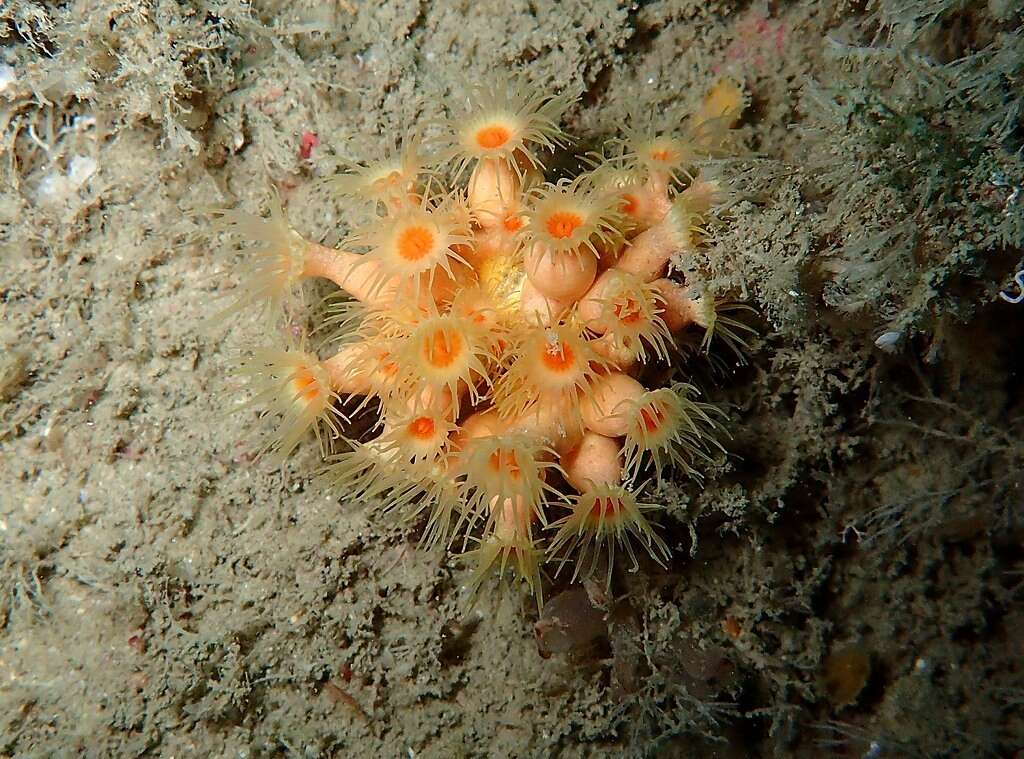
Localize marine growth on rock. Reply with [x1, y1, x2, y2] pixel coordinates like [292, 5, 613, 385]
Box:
[213, 73, 750, 606]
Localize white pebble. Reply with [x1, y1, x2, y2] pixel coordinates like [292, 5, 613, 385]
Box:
[0, 64, 15, 94]
[68, 155, 98, 187]
[36, 155, 98, 205]
[873, 331, 901, 352]
[36, 173, 66, 203]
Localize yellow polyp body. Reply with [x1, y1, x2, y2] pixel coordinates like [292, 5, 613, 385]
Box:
[580, 371, 646, 438]
[525, 244, 597, 301]
[518, 278, 572, 327]
[563, 431, 623, 492]
[217, 74, 750, 605]
[468, 158, 521, 228]
[698, 78, 745, 127]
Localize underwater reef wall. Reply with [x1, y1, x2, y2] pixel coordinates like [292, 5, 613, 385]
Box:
[0, 1, 1021, 756]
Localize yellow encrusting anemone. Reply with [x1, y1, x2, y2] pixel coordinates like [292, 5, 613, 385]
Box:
[213, 73, 752, 607]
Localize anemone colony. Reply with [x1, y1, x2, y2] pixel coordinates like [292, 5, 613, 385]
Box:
[214, 74, 749, 606]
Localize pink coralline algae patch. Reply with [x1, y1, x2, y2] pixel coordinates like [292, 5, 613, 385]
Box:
[715, 11, 787, 74]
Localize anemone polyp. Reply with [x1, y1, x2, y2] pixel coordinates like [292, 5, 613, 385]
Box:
[382, 409, 456, 464]
[458, 432, 560, 532]
[449, 73, 574, 179]
[396, 312, 492, 415]
[214, 72, 750, 607]
[210, 199, 308, 320]
[579, 269, 672, 363]
[548, 483, 670, 588]
[350, 191, 472, 297]
[634, 135, 692, 184]
[493, 322, 606, 424]
[238, 347, 345, 459]
[523, 175, 623, 259]
[618, 382, 727, 484]
[326, 137, 428, 211]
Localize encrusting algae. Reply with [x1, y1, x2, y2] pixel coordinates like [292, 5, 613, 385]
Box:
[212, 73, 750, 607]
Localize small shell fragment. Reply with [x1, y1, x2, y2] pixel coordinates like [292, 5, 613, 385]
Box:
[873, 330, 901, 352]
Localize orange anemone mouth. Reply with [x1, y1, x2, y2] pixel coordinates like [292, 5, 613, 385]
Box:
[614, 298, 642, 325]
[544, 211, 584, 240]
[408, 416, 436, 440]
[502, 214, 524, 233]
[476, 124, 512, 150]
[640, 404, 664, 432]
[541, 341, 576, 372]
[589, 495, 625, 518]
[291, 369, 322, 403]
[397, 225, 436, 261]
[489, 450, 522, 479]
[649, 143, 682, 163]
[423, 329, 463, 368]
